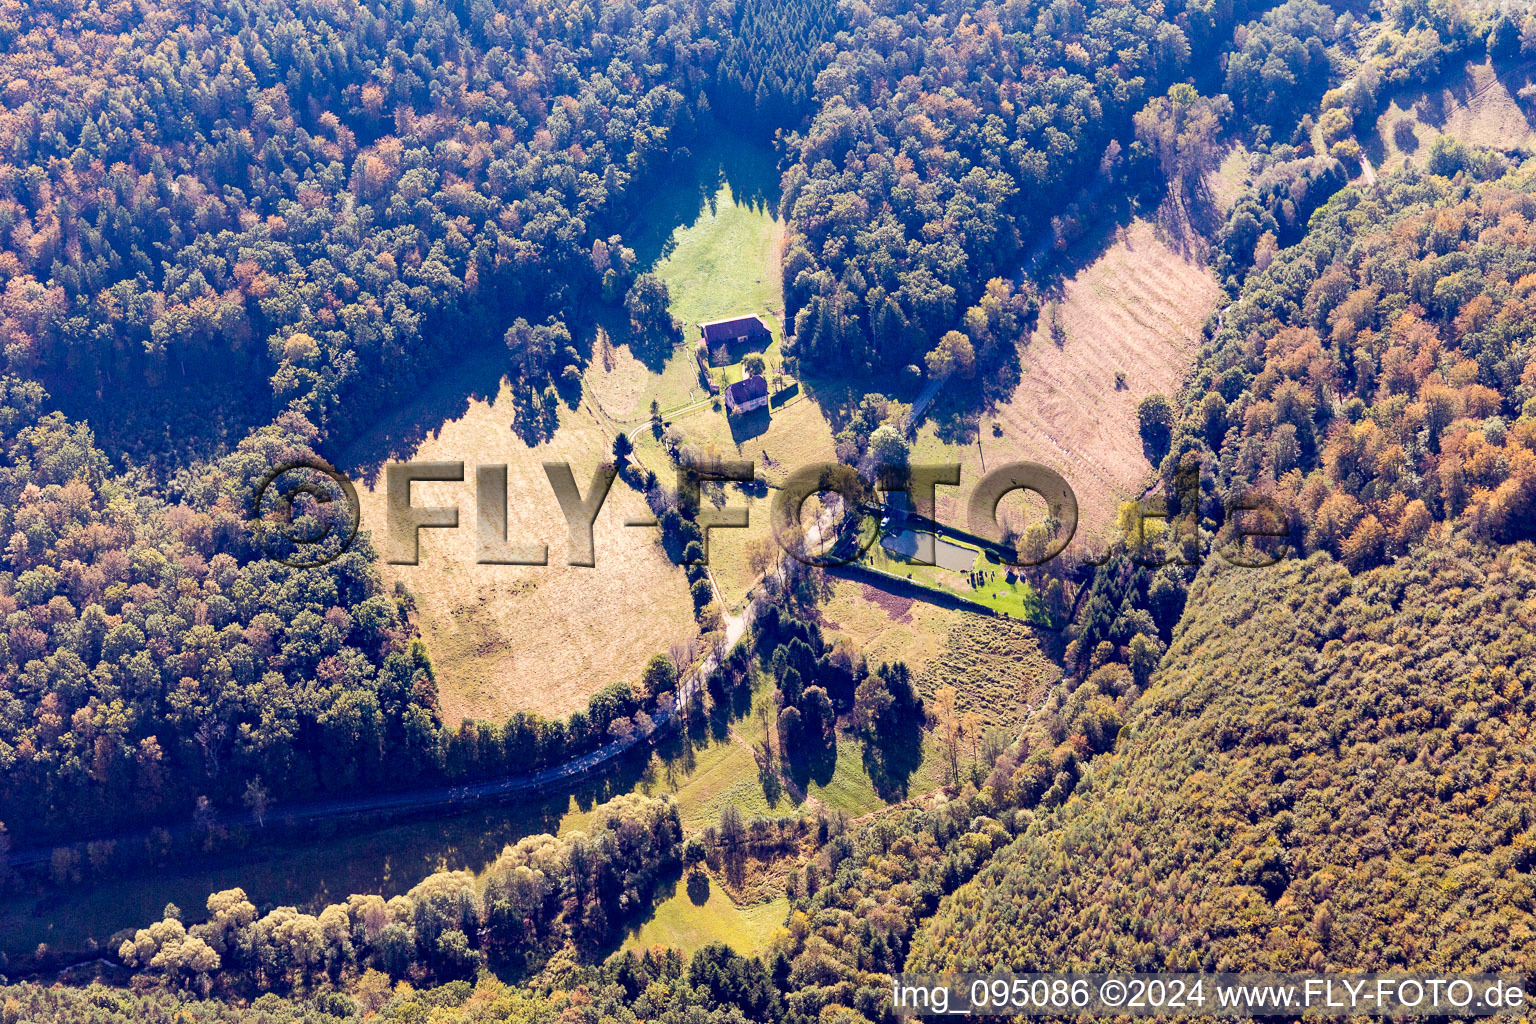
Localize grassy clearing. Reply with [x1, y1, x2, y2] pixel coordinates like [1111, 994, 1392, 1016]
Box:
[350, 388, 697, 724]
[1208, 142, 1255, 214]
[556, 730, 776, 838]
[914, 217, 1219, 551]
[855, 527, 1043, 621]
[589, 134, 787, 425]
[1365, 56, 1536, 172]
[730, 692, 902, 818]
[802, 737, 894, 816]
[623, 875, 787, 957]
[651, 179, 784, 330]
[582, 123, 785, 426]
[553, 593, 1053, 899]
[661, 729, 782, 834]
[815, 579, 960, 672]
[704, 490, 776, 613]
[663, 391, 838, 486]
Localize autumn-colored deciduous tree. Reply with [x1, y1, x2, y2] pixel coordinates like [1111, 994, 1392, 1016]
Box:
[1133, 84, 1233, 198]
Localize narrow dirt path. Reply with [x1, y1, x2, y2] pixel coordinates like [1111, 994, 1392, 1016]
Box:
[1354, 137, 1378, 186]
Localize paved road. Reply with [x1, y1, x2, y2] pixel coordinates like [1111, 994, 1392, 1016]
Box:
[905, 372, 950, 430]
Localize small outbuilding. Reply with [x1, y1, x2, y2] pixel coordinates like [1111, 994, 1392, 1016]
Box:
[698, 315, 772, 365]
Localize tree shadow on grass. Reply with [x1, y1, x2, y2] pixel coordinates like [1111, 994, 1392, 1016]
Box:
[625, 123, 783, 272]
[331, 340, 510, 484]
[859, 718, 926, 801]
[572, 864, 690, 977]
[716, 130, 782, 220]
[928, 338, 1023, 446]
[758, 759, 785, 806]
[1361, 120, 1391, 170]
[707, 680, 753, 744]
[783, 733, 837, 793]
[686, 867, 711, 905]
[582, 300, 668, 373]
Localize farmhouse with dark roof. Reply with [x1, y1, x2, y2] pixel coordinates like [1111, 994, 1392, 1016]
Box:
[724, 374, 769, 415]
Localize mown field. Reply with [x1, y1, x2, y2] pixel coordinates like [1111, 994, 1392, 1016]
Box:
[913, 217, 1220, 551]
[348, 386, 697, 723]
[1365, 56, 1536, 172]
[623, 875, 787, 957]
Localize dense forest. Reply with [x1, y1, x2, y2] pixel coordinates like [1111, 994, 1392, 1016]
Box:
[781, 0, 1247, 379]
[0, 0, 1291, 850]
[5, 0, 1536, 1019]
[1190, 163, 1536, 565]
[0, 374, 691, 846]
[911, 127, 1536, 974]
[0, 387, 448, 844]
[911, 539, 1536, 972]
[0, 0, 719, 459]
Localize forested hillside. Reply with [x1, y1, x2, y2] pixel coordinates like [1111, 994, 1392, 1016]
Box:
[0, 0, 717, 458]
[911, 540, 1536, 971]
[910, 155, 1536, 974]
[1066, 151, 1536, 683]
[0, 384, 445, 844]
[0, 380, 669, 846]
[1190, 160, 1536, 564]
[781, 0, 1248, 381]
[6, 0, 1536, 1017]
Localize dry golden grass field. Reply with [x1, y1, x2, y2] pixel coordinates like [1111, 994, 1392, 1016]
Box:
[817, 579, 970, 673]
[666, 395, 837, 484]
[913, 615, 1057, 728]
[818, 581, 1058, 730]
[583, 331, 673, 424]
[914, 217, 1220, 551]
[703, 490, 775, 613]
[1369, 57, 1536, 171]
[350, 390, 698, 724]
